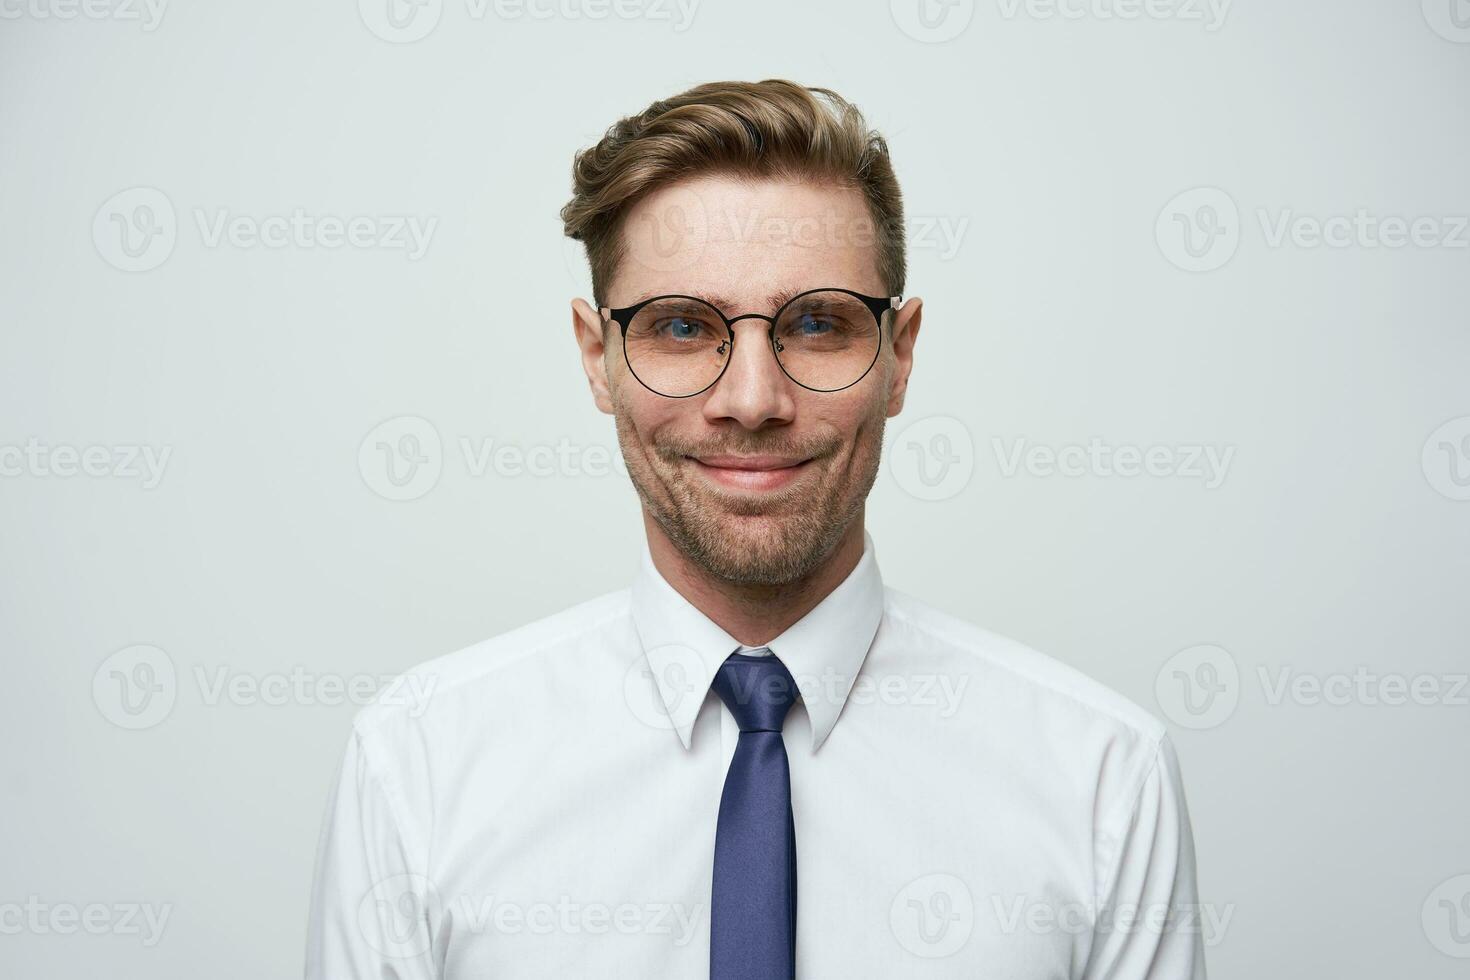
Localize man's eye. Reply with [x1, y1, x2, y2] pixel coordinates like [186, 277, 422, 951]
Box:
[786, 313, 854, 336]
[658, 317, 711, 339]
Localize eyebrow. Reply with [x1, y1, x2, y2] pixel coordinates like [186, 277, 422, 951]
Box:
[643, 287, 808, 314]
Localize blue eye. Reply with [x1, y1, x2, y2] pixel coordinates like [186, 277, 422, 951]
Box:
[795, 314, 833, 335]
[660, 317, 707, 340]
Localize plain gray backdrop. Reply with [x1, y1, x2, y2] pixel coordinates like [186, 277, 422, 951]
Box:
[2, 0, 1468, 976]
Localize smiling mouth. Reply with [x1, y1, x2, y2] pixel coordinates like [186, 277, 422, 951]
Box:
[685, 454, 814, 493]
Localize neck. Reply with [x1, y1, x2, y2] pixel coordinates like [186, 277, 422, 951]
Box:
[643, 510, 866, 647]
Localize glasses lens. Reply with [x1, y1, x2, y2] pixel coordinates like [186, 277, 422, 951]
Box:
[624, 297, 729, 397]
[773, 291, 882, 391]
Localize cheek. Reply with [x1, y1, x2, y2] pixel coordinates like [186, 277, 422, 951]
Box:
[817, 391, 884, 441]
[614, 393, 681, 456]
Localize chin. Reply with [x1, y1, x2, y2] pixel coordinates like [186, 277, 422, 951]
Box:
[693, 509, 837, 583]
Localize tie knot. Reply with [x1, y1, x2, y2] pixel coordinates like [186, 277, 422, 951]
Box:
[711, 652, 799, 733]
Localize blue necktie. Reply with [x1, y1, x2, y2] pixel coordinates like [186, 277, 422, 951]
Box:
[709, 651, 799, 980]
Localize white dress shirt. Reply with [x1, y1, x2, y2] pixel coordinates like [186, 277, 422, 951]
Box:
[306, 529, 1206, 978]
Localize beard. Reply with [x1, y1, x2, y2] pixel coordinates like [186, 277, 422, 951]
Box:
[612, 402, 886, 588]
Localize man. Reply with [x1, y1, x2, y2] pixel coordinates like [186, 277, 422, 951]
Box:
[306, 79, 1206, 978]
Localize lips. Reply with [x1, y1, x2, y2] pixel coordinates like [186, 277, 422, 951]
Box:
[686, 454, 813, 492]
[693, 454, 808, 471]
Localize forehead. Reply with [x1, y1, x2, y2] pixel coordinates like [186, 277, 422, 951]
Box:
[610, 173, 884, 309]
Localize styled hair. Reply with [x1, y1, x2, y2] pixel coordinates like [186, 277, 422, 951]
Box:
[560, 79, 905, 308]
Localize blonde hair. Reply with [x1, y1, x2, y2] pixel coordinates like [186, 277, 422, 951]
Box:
[560, 79, 905, 307]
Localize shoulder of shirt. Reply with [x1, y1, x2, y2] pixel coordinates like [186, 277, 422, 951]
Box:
[348, 585, 632, 739]
[881, 584, 1168, 747]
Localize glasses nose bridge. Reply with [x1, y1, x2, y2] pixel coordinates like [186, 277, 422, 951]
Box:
[725, 311, 776, 333]
[714, 312, 785, 393]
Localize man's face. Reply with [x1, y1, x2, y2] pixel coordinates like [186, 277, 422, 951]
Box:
[572, 174, 921, 587]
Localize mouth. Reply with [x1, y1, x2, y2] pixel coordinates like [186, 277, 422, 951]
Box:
[685, 453, 815, 493]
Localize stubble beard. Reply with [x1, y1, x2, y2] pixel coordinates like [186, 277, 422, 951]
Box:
[613, 406, 885, 588]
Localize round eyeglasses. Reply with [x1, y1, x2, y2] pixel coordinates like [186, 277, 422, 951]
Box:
[600, 287, 900, 398]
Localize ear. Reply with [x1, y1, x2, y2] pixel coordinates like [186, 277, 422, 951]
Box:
[571, 298, 615, 415]
[885, 296, 923, 417]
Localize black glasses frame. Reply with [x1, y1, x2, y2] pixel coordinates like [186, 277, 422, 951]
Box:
[599, 287, 901, 398]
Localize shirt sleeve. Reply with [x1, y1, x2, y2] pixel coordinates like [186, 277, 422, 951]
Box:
[1081, 733, 1208, 980]
[305, 725, 437, 980]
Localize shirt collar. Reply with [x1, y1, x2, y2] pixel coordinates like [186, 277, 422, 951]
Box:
[629, 528, 885, 752]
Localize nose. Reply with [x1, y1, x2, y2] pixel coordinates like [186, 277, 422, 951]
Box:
[700, 316, 796, 430]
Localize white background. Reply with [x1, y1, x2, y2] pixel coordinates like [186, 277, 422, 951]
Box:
[2, 0, 1468, 976]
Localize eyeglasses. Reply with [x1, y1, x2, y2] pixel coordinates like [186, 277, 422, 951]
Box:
[600, 287, 901, 398]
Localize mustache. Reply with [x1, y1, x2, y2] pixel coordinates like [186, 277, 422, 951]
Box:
[656, 435, 834, 461]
